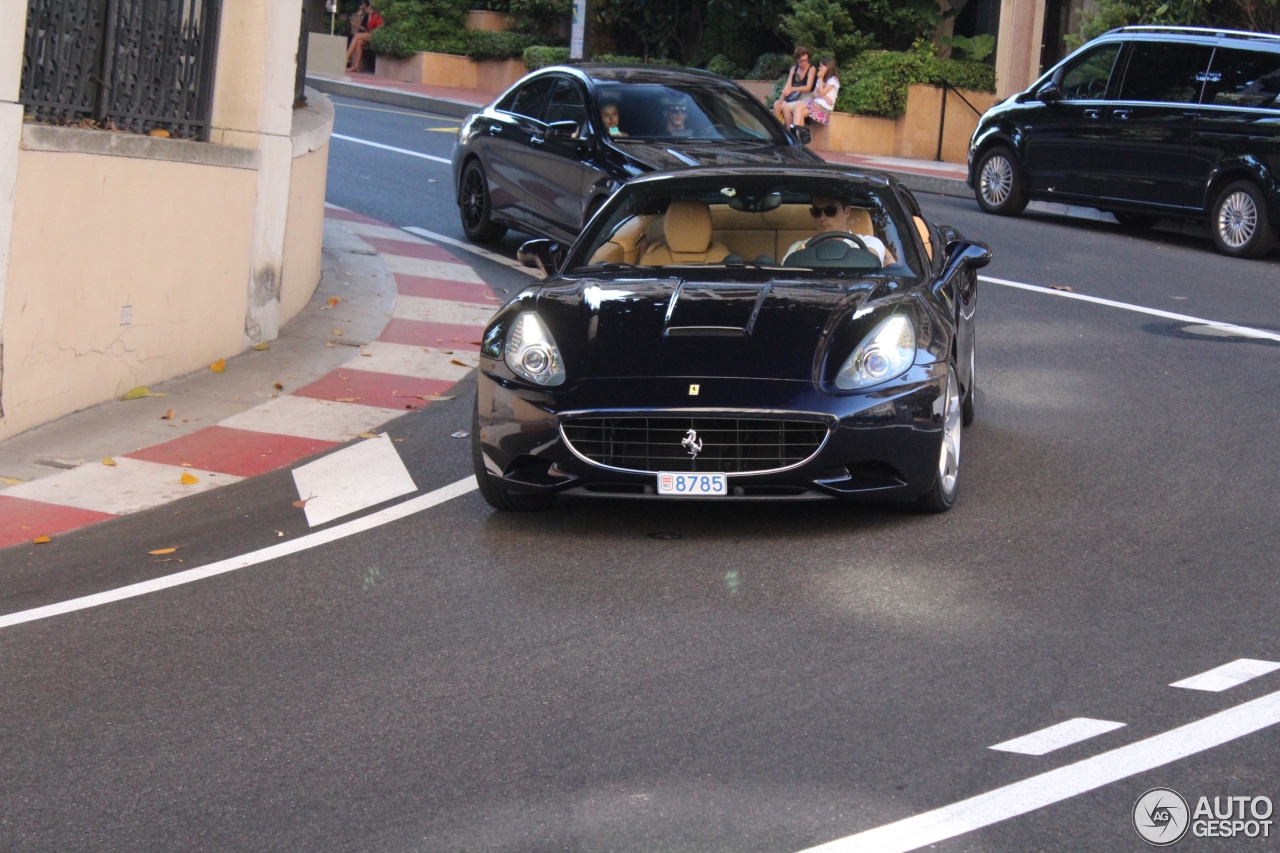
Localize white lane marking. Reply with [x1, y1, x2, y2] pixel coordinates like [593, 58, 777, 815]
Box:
[341, 340, 479, 381]
[381, 252, 486, 284]
[337, 220, 429, 244]
[393, 294, 495, 325]
[989, 718, 1126, 756]
[402, 226, 542, 278]
[218, 395, 393, 443]
[332, 102, 461, 121]
[330, 133, 452, 165]
[292, 434, 417, 527]
[2, 457, 241, 515]
[1170, 658, 1280, 692]
[798, 687, 1280, 853]
[0, 476, 478, 630]
[980, 275, 1280, 343]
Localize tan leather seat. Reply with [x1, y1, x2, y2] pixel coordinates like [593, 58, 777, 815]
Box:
[589, 214, 657, 265]
[913, 216, 933, 261]
[639, 200, 730, 266]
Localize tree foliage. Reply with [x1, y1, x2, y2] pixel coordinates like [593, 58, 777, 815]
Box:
[836, 47, 996, 117]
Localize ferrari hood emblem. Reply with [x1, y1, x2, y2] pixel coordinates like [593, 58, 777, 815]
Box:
[682, 428, 703, 459]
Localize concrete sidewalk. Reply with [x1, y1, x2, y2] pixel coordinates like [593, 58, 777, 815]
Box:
[0, 207, 502, 549]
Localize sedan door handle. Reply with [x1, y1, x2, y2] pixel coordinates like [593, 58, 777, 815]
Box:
[1113, 108, 1131, 120]
[487, 124, 503, 135]
[529, 134, 545, 145]
[1083, 108, 1100, 119]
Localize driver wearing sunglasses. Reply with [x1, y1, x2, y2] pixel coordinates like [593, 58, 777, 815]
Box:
[781, 193, 887, 265]
[662, 98, 693, 136]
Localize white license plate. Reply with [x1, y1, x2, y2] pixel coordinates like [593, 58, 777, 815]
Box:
[657, 472, 727, 496]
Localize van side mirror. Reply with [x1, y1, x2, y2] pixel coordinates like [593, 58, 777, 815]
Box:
[517, 239, 564, 275]
[1037, 81, 1061, 102]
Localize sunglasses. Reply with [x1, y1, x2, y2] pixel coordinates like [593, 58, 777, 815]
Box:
[809, 204, 843, 218]
[664, 105, 688, 113]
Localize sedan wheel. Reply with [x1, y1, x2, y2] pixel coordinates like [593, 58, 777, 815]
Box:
[459, 161, 507, 243]
[1211, 180, 1275, 259]
[916, 365, 961, 513]
[974, 147, 1027, 216]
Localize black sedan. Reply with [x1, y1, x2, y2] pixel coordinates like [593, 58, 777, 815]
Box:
[451, 65, 822, 245]
[471, 166, 991, 511]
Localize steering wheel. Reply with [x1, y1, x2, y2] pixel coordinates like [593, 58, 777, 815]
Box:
[806, 231, 869, 252]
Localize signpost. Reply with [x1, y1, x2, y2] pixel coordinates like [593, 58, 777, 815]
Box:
[569, 0, 587, 59]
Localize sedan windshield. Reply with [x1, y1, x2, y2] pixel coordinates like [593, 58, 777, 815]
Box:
[566, 175, 924, 277]
[593, 82, 786, 143]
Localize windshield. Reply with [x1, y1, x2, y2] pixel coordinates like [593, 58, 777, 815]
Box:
[592, 82, 787, 143]
[565, 175, 922, 277]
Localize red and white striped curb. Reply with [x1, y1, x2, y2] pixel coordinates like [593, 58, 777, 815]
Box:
[0, 206, 498, 549]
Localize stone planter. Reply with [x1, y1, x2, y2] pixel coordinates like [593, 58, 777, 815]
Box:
[733, 80, 776, 105]
[813, 84, 995, 164]
[375, 51, 527, 94]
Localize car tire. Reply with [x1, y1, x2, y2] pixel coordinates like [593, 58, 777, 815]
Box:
[916, 364, 961, 513]
[1210, 180, 1276, 259]
[961, 341, 976, 427]
[1111, 212, 1161, 232]
[459, 160, 507, 244]
[974, 147, 1028, 216]
[470, 409, 556, 511]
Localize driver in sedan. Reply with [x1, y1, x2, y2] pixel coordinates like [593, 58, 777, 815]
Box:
[782, 193, 887, 265]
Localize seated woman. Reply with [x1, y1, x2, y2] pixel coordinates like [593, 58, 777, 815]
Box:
[782, 193, 887, 265]
[773, 47, 816, 123]
[786, 57, 838, 127]
[599, 100, 626, 137]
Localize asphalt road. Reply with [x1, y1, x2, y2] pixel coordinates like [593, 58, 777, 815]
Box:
[2, 95, 1279, 853]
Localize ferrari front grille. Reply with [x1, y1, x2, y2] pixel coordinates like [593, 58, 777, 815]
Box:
[561, 416, 829, 474]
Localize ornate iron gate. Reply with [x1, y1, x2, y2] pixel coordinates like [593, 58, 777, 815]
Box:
[19, 0, 221, 140]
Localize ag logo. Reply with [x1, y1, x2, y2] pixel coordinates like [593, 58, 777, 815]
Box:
[1134, 788, 1190, 846]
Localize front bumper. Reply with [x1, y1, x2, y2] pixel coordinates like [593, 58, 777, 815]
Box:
[476, 366, 950, 501]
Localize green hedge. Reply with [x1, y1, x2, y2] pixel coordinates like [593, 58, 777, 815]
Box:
[836, 50, 995, 118]
[592, 54, 683, 67]
[747, 53, 795, 81]
[466, 30, 538, 60]
[370, 0, 468, 58]
[523, 45, 570, 70]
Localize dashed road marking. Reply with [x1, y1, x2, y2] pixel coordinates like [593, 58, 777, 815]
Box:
[980, 275, 1280, 343]
[331, 133, 451, 165]
[989, 717, 1126, 756]
[798, 687, 1280, 853]
[1171, 658, 1280, 692]
[291, 433, 417, 527]
[0, 476, 478, 630]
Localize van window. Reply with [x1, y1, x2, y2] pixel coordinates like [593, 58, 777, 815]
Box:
[1119, 42, 1215, 103]
[1201, 48, 1280, 109]
[1058, 43, 1122, 100]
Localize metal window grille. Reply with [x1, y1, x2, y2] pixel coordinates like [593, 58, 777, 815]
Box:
[20, 0, 222, 140]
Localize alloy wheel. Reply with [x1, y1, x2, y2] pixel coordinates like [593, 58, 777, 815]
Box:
[980, 155, 1013, 207]
[1217, 190, 1258, 249]
[938, 367, 961, 495]
[462, 167, 485, 232]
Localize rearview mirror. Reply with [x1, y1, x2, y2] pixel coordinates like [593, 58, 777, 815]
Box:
[545, 120, 581, 142]
[517, 239, 564, 275]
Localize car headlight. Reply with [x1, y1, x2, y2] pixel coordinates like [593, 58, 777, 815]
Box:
[505, 312, 566, 386]
[836, 315, 916, 390]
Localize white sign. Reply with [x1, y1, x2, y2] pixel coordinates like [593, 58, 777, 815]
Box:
[569, 0, 586, 59]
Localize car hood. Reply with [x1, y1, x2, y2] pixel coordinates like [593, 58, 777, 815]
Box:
[535, 275, 899, 382]
[613, 140, 823, 171]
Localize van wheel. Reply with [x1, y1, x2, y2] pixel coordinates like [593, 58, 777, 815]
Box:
[974, 147, 1027, 216]
[1211, 180, 1275, 259]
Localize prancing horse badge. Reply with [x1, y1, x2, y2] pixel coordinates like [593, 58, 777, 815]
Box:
[688, 384, 700, 395]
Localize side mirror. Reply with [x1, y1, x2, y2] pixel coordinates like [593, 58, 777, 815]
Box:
[517, 238, 564, 275]
[545, 120, 580, 142]
[790, 124, 812, 145]
[943, 239, 992, 274]
[1037, 81, 1061, 102]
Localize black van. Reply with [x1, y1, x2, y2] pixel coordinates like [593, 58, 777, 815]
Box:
[967, 26, 1280, 258]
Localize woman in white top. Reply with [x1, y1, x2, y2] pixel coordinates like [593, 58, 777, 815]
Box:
[786, 56, 839, 127]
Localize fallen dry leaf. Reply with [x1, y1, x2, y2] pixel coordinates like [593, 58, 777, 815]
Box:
[356, 433, 379, 439]
[102, 457, 117, 466]
[331, 328, 343, 336]
[335, 397, 357, 402]
[148, 547, 177, 555]
[450, 359, 467, 367]
[0, 476, 22, 485]
[273, 382, 284, 390]
[149, 128, 171, 138]
[326, 342, 335, 347]
[292, 499, 308, 509]
[180, 462, 193, 467]
[33, 535, 51, 544]
[180, 471, 199, 485]
[161, 408, 176, 420]
[123, 386, 166, 400]
[417, 394, 454, 401]
[210, 358, 226, 373]
[441, 349, 453, 354]
[254, 342, 270, 351]
[1049, 285, 1073, 292]
[327, 296, 341, 307]
[360, 352, 373, 357]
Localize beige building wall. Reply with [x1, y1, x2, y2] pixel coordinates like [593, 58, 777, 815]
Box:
[0, 143, 258, 440]
[280, 141, 330, 325]
[995, 0, 1048, 98]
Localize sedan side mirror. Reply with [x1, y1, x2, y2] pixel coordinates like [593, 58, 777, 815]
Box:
[517, 238, 564, 275]
[943, 239, 992, 273]
[545, 120, 581, 142]
[790, 124, 812, 145]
